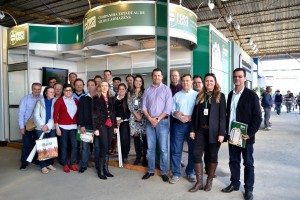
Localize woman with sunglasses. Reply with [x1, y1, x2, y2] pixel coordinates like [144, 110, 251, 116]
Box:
[189, 73, 226, 192]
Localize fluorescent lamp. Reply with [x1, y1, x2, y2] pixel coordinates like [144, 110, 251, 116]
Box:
[0, 11, 5, 20]
[234, 22, 240, 30]
[252, 44, 257, 50]
[208, 0, 215, 10]
[247, 38, 253, 46]
[226, 15, 233, 23]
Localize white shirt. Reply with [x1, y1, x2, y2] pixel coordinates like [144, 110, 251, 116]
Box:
[60, 96, 77, 130]
[229, 87, 245, 131]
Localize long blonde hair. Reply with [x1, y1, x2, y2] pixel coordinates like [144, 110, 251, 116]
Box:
[96, 81, 111, 98]
[196, 73, 221, 104]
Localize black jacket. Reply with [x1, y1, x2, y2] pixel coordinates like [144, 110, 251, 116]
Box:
[226, 87, 262, 144]
[191, 93, 226, 143]
[92, 95, 117, 130]
[77, 94, 93, 129]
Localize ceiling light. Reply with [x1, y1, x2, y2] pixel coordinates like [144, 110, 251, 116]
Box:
[225, 15, 233, 23]
[208, 0, 215, 11]
[234, 22, 240, 30]
[0, 11, 5, 20]
[254, 48, 259, 53]
[252, 44, 257, 51]
[247, 38, 253, 46]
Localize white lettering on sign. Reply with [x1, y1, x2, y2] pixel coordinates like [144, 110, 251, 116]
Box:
[176, 13, 188, 27]
[10, 30, 25, 45]
[84, 16, 96, 32]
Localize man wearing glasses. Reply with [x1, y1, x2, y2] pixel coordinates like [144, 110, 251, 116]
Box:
[221, 68, 261, 200]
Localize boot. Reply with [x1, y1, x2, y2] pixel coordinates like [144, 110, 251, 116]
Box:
[204, 163, 218, 191]
[103, 154, 114, 177]
[134, 136, 142, 165]
[189, 163, 203, 192]
[98, 158, 107, 180]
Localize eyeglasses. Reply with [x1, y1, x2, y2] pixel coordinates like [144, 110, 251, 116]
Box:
[233, 75, 244, 79]
[64, 89, 72, 92]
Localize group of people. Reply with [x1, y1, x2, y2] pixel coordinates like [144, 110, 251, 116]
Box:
[18, 68, 262, 200]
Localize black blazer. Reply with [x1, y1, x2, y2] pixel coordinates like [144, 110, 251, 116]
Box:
[77, 95, 93, 128]
[226, 87, 262, 144]
[191, 93, 226, 143]
[92, 95, 117, 130]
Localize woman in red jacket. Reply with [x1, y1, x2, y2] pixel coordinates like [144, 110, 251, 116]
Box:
[92, 81, 117, 180]
[54, 84, 78, 173]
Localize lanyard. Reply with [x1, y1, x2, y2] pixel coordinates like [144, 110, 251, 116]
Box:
[205, 94, 212, 109]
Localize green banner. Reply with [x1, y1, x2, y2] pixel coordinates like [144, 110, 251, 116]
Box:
[58, 24, 83, 44]
[84, 2, 155, 37]
[29, 25, 56, 44]
[7, 25, 28, 48]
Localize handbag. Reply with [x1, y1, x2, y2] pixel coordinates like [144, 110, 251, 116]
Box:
[104, 118, 113, 127]
[25, 100, 39, 131]
[36, 137, 58, 161]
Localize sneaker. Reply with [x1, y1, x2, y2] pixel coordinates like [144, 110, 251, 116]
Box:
[41, 167, 49, 174]
[63, 165, 70, 173]
[265, 127, 272, 130]
[169, 176, 180, 184]
[47, 165, 56, 171]
[19, 164, 27, 170]
[69, 164, 78, 171]
[187, 174, 196, 182]
[161, 175, 169, 182]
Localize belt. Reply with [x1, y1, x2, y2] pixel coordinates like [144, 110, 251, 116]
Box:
[173, 118, 191, 124]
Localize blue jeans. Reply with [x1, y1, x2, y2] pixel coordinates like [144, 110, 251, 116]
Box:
[263, 107, 271, 128]
[35, 130, 56, 168]
[229, 143, 254, 192]
[275, 102, 282, 115]
[20, 129, 37, 166]
[170, 122, 194, 177]
[146, 118, 169, 175]
[60, 128, 77, 165]
[80, 127, 94, 168]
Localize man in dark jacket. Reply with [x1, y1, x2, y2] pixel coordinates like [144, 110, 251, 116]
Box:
[221, 68, 262, 200]
[77, 79, 97, 173]
[261, 86, 273, 130]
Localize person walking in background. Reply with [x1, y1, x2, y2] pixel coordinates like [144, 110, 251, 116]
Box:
[189, 73, 226, 192]
[221, 68, 261, 200]
[18, 83, 43, 170]
[92, 81, 117, 180]
[285, 90, 293, 113]
[261, 86, 272, 130]
[142, 68, 172, 182]
[128, 75, 147, 166]
[170, 74, 197, 184]
[53, 84, 78, 173]
[33, 86, 57, 174]
[296, 92, 300, 114]
[115, 83, 131, 163]
[274, 89, 283, 115]
[77, 79, 98, 173]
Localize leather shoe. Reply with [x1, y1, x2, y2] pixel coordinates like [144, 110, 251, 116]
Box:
[221, 184, 239, 193]
[142, 172, 154, 180]
[78, 167, 87, 173]
[161, 175, 169, 182]
[244, 191, 253, 200]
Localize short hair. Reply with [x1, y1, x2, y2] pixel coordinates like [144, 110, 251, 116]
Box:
[43, 86, 54, 98]
[104, 70, 111, 75]
[53, 83, 63, 88]
[74, 78, 85, 86]
[118, 83, 127, 90]
[69, 72, 77, 78]
[63, 84, 72, 90]
[152, 68, 163, 76]
[193, 75, 203, 82]
[31, 82, 42, 89]
[113, 77, 121, 82]
[94, 75, 102, 79]
[87, 79, 96, 85]
[233, 68, 246, 77]
[48, 77, 57, 82]
[125, 74, 134, 81]
[181, 74, 192, 81]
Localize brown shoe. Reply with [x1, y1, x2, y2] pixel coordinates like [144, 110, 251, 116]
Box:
[204, 163, 218, 191]
[189, 163, 203, 192]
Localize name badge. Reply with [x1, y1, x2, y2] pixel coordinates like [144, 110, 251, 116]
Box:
[204, 109, 208, 115]
[134, 100, 138, 106]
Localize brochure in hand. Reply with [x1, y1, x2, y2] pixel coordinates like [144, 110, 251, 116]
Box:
[77, 129, 94, 143]
[229, 121, 248, 148]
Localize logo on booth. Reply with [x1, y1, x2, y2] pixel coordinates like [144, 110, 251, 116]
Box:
[9, 30, 25, 46]
[85, 16, 96, 32]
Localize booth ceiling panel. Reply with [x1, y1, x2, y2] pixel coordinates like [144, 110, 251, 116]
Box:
[1, 0, 299, 58]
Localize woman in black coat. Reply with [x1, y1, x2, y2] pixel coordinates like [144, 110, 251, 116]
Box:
[189, 73, 226, 192]
[92, 81, 117, 180]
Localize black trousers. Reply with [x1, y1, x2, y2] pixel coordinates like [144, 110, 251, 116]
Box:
[97, 126, 114, 161]
[193, 129, 221, 164]
[119, 121, 130, 159]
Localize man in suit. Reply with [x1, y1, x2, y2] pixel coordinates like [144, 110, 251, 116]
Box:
[221, 68, 262, 200]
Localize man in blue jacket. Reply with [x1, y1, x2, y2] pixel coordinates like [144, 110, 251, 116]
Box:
[261, 86, 272, 130]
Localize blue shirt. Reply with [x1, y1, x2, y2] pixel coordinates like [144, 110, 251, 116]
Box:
[172, 89, 198, 118]
[18, 94, 43, 129]
[143, 83, 173, 118]
[72, 90, 87, 100]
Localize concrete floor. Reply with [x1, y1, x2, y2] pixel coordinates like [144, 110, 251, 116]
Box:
[0, 109, 300, 200]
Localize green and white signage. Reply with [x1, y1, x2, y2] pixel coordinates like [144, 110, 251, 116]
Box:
[7, 25, 28, 49]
